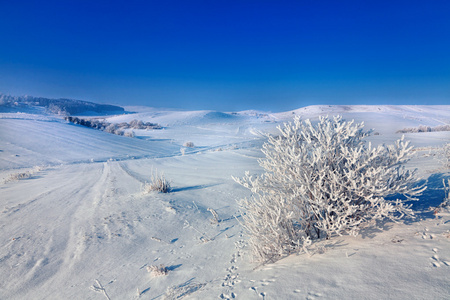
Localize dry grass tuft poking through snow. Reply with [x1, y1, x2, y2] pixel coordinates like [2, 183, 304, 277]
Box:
[3, 166, 44, 183]
[142, 169, 171, 193]
[147, 264, 169, 277]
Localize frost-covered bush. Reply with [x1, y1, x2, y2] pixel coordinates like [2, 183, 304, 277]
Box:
[183, 141, 195, 148]
[143, 169, 171, 193]
[104, 123, 118, 134]
[124, 130, 135, 138]
[180, 142, 195, 155]
[128, 119, 162, 129]
[234, 115, 425, 263]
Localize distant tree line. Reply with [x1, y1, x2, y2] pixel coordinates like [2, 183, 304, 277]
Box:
[396, 124, 450, 133]
[65, 117, 162, 137]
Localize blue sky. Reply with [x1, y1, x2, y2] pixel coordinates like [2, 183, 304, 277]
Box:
[0, 1, 449, 111]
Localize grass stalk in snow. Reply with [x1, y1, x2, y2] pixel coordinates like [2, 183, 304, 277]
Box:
[207, 207, 220, 224]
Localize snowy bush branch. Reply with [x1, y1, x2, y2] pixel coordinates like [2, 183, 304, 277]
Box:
[234, 115, 426, 263]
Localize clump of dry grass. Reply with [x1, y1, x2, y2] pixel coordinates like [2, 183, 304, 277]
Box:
[143, 169, 171, 193]
[4, 166, 43, 183]
[163, 281, 205, 299]
[147, 264, 168, 277]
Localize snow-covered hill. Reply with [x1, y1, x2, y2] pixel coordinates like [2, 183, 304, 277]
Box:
[0, 105, 449, 299]
[0, 94, 125, 115]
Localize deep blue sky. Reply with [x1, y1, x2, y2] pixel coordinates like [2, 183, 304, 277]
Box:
[1, 1, 449, 111]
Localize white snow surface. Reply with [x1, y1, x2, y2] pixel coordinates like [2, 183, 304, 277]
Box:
[1, 105, 450, 299]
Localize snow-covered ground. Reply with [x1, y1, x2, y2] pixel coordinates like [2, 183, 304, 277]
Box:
[0, 105, 449, 299]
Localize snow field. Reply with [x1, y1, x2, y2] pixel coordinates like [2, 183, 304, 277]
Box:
[0, 104, 449, 299]
[0, 150, 262, 299]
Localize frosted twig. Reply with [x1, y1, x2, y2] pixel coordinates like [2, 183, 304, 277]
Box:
[192, 201, 200, 212]
[207, 207, 220, 224]
[90, 279, 111, 300]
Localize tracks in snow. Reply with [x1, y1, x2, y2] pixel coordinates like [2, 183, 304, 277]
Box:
[0, 161, 145, 298]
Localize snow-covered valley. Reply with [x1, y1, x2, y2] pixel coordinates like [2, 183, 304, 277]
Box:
[1, 105, 450, 299]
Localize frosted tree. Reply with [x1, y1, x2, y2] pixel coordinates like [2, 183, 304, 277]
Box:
[234, 115, 425, 263]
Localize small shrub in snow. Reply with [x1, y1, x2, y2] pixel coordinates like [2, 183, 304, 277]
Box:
[143, 169, 171, 193]
[114, 129, 124, 136]
[5, 171, 32, 182]
[183, 141, 195, 148]
[129, 119, 162, 130]
[104, 123, 117, 134]
[147, 264, 168, 277]
[234, 115, 425, 263]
